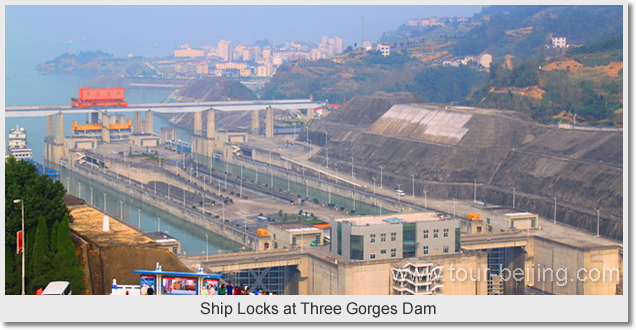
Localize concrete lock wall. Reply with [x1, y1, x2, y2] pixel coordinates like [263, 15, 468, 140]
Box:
[70, 162, 261, 250]
[526, 236, 620, 295]
[234, 155, 413, 214]
[298, 250, 488, 295]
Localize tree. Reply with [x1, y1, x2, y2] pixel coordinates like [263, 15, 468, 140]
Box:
[4, 158, 81, 295]
[49, 220, 60, 253]
[30, 216, 52, 292]
[52, 215, 84, 295]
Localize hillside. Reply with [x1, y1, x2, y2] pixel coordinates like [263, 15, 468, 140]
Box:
[304, 92, 623, 240]
[263, 5, 622, 126]
[467, 37, 623, 125]
[164, 77, 257, 130]
[381, 5, 622, 63]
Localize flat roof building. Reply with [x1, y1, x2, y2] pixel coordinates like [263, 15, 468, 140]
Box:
[329, 212, 461, 263]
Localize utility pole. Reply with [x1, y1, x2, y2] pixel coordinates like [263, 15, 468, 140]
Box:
[595, 208, 600, 238]
[411, 175, 415, 198]
[423, 190, 428, 210]
[452, 198, 457, 217]
[379, 166, 383, 188]
[553, 197, 557, 223]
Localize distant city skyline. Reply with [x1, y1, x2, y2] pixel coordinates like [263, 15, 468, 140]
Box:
[6, 5, 484, 60]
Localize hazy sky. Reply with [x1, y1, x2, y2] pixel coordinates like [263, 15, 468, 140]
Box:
[6, 5, 484, 59]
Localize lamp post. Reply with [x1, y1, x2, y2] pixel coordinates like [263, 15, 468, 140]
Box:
[452, 198, 457, 217]
[103, 193, 107, 211]
[13, 199, 25, 295]
[350, 157, 354, 179]
[90, 187, 93, 205]
[379, 166, 383, 188]
[423, 190, 428, 210]
[372, 177, 376, 197]
[78, 181, 81, 199]
[397, 183, 402, 212]
[119, 200, 123, 220]
[205, 234, 209, 262]
[138, 208, 141, 227]
[595, 208, 600, 238]
[411, 175, 415, 198]
[512, 187, 516, 209]
[553, 197, 557, 224]
[202, 193, 205, 214]
[157, 217, 161, 232]
[473, 179, 477, 203]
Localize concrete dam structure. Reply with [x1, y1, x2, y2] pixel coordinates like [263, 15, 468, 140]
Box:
[304, 92, 623, 240]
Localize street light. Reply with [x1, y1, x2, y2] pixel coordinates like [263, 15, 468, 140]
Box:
[205, 234, 209, 262]
[138, 208, 141, 227]
[595, 208, 601, 238]
[350, 157, 354, 179]
[423, 190, 428, 210]
[411, 175, 415, 198]
[379, 166, 383, 188]
[90, 187, 94, 205]
[13, 199, 25, 295]
[397, 183, 402, 212]
[103, 193, 107, 211]
[452, 198, 457, 217]
[553, 197, 557, 224]
[157, 217, 161, 232]
[372, 177, 376, 197]
[512, 187, 516, 209]
[78, 181, 81, 199]
[473, 179, 477, 203]
[119, 200, 123, 220]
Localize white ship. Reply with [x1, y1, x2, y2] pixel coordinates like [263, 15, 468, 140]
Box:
[6, 125, 33, 160]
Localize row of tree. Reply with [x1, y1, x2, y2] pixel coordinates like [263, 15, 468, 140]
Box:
[5, 158, 84, 294]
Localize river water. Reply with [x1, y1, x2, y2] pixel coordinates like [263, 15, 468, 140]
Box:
[4, 53, 390, 256]
[5, 56, 243, 255]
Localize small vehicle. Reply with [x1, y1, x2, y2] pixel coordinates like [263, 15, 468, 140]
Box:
[395, 190, 405, 196]
[41, 281, 72, 295]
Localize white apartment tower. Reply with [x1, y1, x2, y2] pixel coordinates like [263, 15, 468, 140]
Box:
[217, 39, 233, 61]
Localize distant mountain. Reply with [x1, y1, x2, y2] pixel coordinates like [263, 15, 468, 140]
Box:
[264, 5, 623, 126]
[36, 50, 129, 74]
[381, 5, 622, 64]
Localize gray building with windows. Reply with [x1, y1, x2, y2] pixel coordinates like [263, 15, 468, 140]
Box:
[328, 212, 461, 262]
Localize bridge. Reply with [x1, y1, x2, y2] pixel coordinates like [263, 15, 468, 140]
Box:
[5, 99, 325, 117]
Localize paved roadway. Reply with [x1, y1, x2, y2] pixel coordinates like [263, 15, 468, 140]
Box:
[5, 99, 325, 117]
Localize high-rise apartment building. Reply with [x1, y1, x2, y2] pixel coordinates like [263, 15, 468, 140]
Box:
[217, 39, 233, 61]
